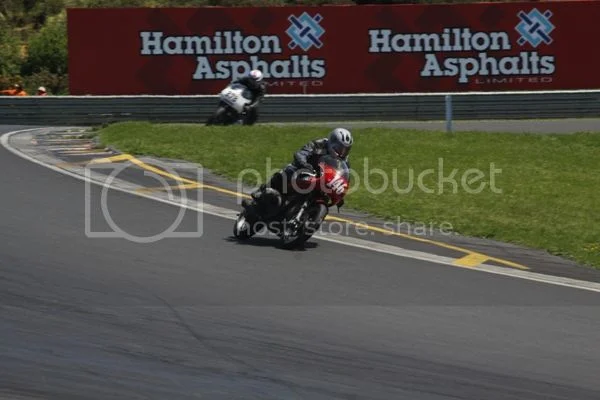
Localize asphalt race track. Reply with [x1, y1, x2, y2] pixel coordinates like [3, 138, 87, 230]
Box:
[2, 125, 600, 399]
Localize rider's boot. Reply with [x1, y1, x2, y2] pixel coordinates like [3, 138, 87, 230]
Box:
[242, 168, 289, 213]
[242, 184, 266, 210]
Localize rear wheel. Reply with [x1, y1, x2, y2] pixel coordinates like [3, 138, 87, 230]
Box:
[233, 209, 257, 240]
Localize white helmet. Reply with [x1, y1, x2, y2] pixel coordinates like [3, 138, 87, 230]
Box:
[248, 69, 263, 82]
[327, 128, 353, 158]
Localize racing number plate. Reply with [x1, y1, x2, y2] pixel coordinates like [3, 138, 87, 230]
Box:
[222, 90, 238, 104]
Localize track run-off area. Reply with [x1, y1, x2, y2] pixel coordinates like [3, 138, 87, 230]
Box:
[1, 124, 600, 400]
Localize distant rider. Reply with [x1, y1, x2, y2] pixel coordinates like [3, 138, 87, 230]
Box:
[244, 127, 353, 211]
[232, 69, 267, 125]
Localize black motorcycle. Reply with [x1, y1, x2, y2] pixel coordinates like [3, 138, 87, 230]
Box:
[233, 155, 350, 248]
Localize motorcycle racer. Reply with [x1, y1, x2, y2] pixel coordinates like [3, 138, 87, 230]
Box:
[244, 127, 353, 212]
[232, 69, 266, 125]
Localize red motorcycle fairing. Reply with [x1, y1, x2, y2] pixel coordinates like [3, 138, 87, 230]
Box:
[292, 156, 349, 206]
[319, 161, 349, 206]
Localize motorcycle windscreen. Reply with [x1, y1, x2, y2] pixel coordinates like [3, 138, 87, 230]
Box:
[319, 155, 350, 180]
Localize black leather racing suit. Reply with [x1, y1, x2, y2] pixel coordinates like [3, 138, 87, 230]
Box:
[259, 138, 350, 199]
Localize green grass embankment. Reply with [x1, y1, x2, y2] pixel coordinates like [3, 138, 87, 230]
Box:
[100, 122, 600, 268]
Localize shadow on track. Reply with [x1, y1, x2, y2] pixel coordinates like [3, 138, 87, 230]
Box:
[225, 236, 319, 251]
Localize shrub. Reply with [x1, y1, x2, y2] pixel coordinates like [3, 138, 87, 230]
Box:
[0, 21, 23, 77]
[22, 11, 67, 76]
[25, 68, 69, 95]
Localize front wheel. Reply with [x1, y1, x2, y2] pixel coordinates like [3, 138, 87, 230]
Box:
[280, 203, 328, 249]
[206, 105, 236, 125]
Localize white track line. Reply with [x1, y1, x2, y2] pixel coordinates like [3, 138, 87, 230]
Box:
[2, 127, 600, 294]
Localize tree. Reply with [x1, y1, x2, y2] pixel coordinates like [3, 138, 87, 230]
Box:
[22, 11, 67, 75]
[0, 21, 22, 77]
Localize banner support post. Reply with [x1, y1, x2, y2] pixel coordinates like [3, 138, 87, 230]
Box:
[445, 95, 453, 134]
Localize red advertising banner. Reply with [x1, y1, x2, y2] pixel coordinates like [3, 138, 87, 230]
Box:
[67, 1, 600, 95]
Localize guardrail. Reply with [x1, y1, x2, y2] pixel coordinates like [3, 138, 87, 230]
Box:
[1, 90, 599, 127]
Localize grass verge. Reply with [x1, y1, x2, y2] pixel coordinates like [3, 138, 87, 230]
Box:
[100, 121, 600, 268]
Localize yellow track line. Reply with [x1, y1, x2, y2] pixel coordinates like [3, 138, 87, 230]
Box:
[135, 183, 201, 193]
[94, 153, 529, 270]
[89, 154, 135, 164]
[453, 253, 493, 268]
[325, 216, 528, 270]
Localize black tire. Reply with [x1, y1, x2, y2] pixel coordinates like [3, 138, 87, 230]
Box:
[243, 107, 259, 126]
[280, 203, 328, 249]
[233, 209, 256, 240]
[206, 105, 235, 125]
